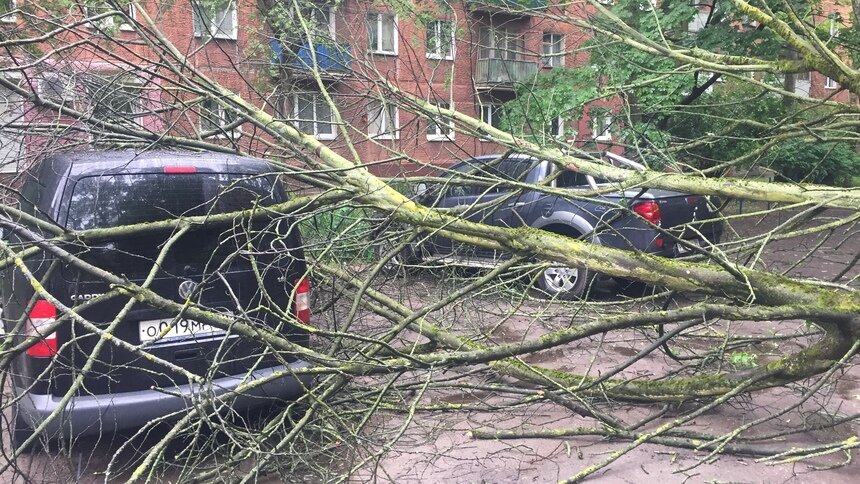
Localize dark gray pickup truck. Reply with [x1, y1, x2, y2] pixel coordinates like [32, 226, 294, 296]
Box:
[386, 154, 723, 298]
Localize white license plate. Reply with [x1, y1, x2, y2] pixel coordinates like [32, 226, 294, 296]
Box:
[139, 318, 225, 343]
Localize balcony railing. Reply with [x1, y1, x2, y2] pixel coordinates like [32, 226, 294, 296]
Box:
[467, 0, 549, 14]
[270, 39, 352, 77]
[475, 58, 539, 88]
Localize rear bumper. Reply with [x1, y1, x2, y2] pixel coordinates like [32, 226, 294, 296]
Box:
[16, 360, 312, 438]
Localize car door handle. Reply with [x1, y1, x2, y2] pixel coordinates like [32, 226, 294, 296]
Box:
[506, 202, 526, 208]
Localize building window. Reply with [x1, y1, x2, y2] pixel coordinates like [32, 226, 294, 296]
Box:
[1, 0, 17, 23]
[592, 111, 613, 141]
[298, 4, 335, 39]
[479, 27, 522, 61]
[688, 7, 711, 33]
[83, 73, 142, 125]
[542, 33, 564, 68]
[192, 0, 237, 40]
[294, 92, 336, 140]
[0, 79, 24, 173]
[426, 102, 454, 141]
[547, 116, 564, 139]
[829, 14, 840, 39]
[825, 76, 837, 89]
[793, 71, 811, 97]
[367, 12, 397, 55]
[84, 1, 135, 31]
[426, 20, 454, 60]
[480, 104, 503, 129]
[368, 99, 398, 139]
[39, 73, 77, 103]
[200, 99, 239, 138]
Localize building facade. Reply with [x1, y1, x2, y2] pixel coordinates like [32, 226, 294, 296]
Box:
[0, 1, 854, 176]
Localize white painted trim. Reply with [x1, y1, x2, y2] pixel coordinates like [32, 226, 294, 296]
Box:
[542, 33, 564, 68]
[1, 0, 17, 23]
[426, 20, 454, 61]
[292, 92, 338, 141]
[368, 12, 398, 56]
[193, 1, 238, 40]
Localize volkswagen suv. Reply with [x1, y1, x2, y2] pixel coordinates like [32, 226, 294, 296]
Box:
[1, 151, 312, 449]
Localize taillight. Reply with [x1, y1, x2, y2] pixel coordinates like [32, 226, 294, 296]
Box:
[26, 300, 58, 358]
[294, 277, 311, 325]
[163, 166, 197, 174]
[632, 201, 662, 225]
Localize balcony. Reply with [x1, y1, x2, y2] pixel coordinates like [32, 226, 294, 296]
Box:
[270, 39, 352, 78]
[467, 0, 549, 14]
[475, 58, 539, 89]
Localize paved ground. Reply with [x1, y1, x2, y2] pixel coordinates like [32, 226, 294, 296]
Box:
[3, 204, 859, 483]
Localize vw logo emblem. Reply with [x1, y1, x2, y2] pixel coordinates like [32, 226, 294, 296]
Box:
[178, 280, 197, 300]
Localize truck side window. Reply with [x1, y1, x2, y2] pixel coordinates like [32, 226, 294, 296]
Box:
[556, 169, 589, 188]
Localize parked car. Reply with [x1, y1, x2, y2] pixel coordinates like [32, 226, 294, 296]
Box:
[1, 151, 312, 450]
[381, 153, 723, 298]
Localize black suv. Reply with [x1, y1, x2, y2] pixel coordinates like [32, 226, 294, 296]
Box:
[1, 151, 312, 448]
[389, 154, 722, 298]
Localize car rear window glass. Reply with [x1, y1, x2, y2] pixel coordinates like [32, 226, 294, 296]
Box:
[67, 173, 277, 230]
[63, 173, 284, 280]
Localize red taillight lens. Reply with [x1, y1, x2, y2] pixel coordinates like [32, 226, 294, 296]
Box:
[163, 166, 197, 174]
[26, 300, 58, 358]
[294, 277, 311, 325]
[632, 201, 662, 225]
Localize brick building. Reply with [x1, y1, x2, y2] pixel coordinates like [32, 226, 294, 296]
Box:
[0, 0, 854, 176]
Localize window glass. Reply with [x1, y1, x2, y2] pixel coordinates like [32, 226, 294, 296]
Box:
[367, 13, 396, 54]
[66, 173, 280, 278]
[0, 84, 24, 173]
[82, 73, 141, 125]
[542, 33, 563, 67]
[193, 0, 237, 39]
[426, 20, 453, 59]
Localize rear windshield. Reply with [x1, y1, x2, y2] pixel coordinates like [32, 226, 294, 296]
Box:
[63, 173, 287, 280]
[66, 173, 278, 230]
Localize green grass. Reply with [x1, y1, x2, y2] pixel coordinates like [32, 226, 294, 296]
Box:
[299, 206, 376, 261]
[853, 176, 860, 187]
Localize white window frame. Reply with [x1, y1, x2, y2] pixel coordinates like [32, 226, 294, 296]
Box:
[193, 0, 238, 40]
[1, 0, 17, 23]
[829, 14, 840, 39]
[367, 12, 398, 56]
[479, 27, 521, 61]
[793, 71, 811, 97]
[547, 116, 564, 139]
[0, 72, 24, 173]
[426, 102, 454, 141]
[300, 5, 335, 39]
[85, 73, 144, 125]
[83, 1, 135, 31]
[479, 103, 503, 141]
[825, 76, 837, 89]
[293, 92, 337, 141]
[426, 20, 454, 60]
[688, 8, 711, 33]
[592, 112, 613, 141]
[542, 33, 564, 68]
[39, 73, 77, 103]
[200, 99, 241, 139]
[368, 99, 399, 139]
